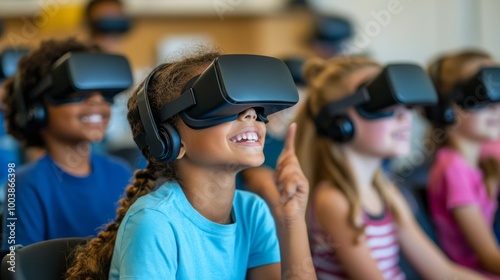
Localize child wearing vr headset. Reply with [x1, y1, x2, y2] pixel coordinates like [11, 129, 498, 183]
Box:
[424, 50, 500, 277]
[66, 51, 316, 279]
[0, 38, 133, 251]
[295, 56, 484, 279]
[84, 0, 132, 53]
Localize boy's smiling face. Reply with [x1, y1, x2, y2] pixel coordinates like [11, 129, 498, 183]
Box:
[42, 91, 111, 144]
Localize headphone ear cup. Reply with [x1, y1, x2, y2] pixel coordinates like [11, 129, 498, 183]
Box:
[12, 67, 48, 131]
[441, 105, 456, 125]
[423, 102, 456, 126]
[28, 104, 47, 129]
[330, 115, 355, 143]
[156, 123, 181, 162]
[315, 114, 355, 143]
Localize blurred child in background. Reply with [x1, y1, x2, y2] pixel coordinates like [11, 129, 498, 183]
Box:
[425, 50, 500, 278]
[1, 38, 132, 251]
[294, 56, 484, 279]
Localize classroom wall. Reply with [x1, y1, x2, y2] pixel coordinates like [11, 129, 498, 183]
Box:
[0, 4, 315, 71]
[2, 1, 498, 69]
[307, 0, 500, 65]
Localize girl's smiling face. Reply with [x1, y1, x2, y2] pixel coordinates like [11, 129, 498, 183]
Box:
[177, 108, 267, 171]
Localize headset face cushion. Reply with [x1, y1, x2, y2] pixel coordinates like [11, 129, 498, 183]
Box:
[90, 17, 131, 34]
[45, 91, 115, 105]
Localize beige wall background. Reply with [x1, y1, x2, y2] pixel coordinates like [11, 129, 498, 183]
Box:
[308, 0, 500, 65]
[3, 0, 499, 69]
[0, 4, 315, 71]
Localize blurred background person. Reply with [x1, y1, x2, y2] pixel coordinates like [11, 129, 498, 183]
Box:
[293, 55, 483, 280]
[240, 14, 354, 190]
[0, 38, 133, 253]
[83, 0, 146, 169]
[424, 50, 500, 277]
[309, 15, 355, 59]
[84, 0, 132, 53]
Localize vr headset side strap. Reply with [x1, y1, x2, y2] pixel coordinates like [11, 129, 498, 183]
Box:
[157, 89, 197, 122]
[28, 75, 53, 101]
[136, 81, 164, 156]
[316, 87, 371, 119]
[13, 71, 29, 128]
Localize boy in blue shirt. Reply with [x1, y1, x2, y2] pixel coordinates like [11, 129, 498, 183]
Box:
[1, 38, 133, 251]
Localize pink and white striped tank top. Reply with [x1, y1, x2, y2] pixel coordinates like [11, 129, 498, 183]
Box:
[309, 207, 405, 280]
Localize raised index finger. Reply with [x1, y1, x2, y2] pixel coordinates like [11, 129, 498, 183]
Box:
[282, 122, 297, 155]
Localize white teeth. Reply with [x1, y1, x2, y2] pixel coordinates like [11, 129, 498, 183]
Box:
[230, 131, 259, 143]
[81, 114, 103, 123]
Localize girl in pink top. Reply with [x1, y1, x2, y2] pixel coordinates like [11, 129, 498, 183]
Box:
[426, 50, 500, 278]
[286, 56, 483, 279]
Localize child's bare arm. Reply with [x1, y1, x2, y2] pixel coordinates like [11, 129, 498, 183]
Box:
[391, 186, 486, 280]
[452, 206, 500, 274]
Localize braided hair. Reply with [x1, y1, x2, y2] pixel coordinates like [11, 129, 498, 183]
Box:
[66, 50, 221, 279]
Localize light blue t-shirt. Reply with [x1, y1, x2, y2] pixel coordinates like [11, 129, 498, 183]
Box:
[109, 181, 280, 279]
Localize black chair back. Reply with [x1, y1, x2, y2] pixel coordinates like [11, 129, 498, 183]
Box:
[0, 237, 88, 280]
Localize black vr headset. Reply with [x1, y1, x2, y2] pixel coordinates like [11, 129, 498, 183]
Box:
[90, 17, 132, 35]
[15, 52, 133, 129]
[0, 48, 30, 82]
[459, 67, 500, 106]
[425, 66, 500, 126]
[135, 54, 299, 162]
[28, 52, 133, 104]
[312, 16, 353, 55]
[314, 63, 438, 143]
